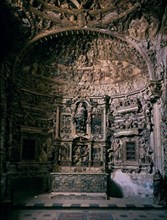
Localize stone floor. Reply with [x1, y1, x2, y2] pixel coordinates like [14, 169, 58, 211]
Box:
[10, 209, 167, 220]
[2, 191, 167, 220]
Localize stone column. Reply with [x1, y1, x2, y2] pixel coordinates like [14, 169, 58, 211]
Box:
[52, 105, 61, 171]
[88, 143, 92, 165]
[55, 105, 60, 139]
[0, 78, 7, 201]
[103, 102, 106, 141]
[70, 143, 73, 165]
[87, 106, 92, 137]
[153, 102, 163, 173]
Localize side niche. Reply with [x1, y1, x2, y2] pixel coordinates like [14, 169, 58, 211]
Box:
[19, 133, 40, 162]
[107, 90, 154, 173]
[91, 106, 104, 140]
[21, 138, 36, 161]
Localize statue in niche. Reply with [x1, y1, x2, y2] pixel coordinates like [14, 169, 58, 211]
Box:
[107, 145, 114, 168]
[73, 102, 87, 133]
[153, 169, 164, 205]
[114, 139, 122, 163]
[39, 146, 48, 162]
[39, 137, 54, 162]
[39, 139, 47, 162]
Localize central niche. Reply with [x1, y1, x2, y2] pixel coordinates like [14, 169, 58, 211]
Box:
[73, 101, 88, 134]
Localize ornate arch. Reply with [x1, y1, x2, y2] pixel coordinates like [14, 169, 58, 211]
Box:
[13, 28, 153, 99]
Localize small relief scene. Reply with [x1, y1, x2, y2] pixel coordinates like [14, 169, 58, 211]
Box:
[91, 113, 102, 134]
[72, 145, 89, 166]
[39, 136, 54, 163]
[60, 114, 72, 139]
[73, 102, 88, 133]
[60, 115, 71, 133]
[107, 138, 122, 167]
[92, 147, 102, 166]
[59, 144, 70, 161]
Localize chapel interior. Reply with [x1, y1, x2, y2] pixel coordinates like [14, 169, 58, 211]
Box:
[0, 0, 167, 217]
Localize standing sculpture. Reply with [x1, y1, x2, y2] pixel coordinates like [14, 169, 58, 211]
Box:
[153, 169, 164, 205]
[73, 102, 88, 133]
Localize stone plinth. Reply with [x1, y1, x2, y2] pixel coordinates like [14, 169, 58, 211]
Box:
[50, 192, 107, 200]
[50, 173, 108, 199]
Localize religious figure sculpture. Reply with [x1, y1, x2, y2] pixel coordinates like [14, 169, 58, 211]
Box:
[73, 102, 88, 133]
[73, 145, 89, 166]
[153, 169, 164, 205]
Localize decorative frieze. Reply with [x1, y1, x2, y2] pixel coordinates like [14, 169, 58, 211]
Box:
[51, 173, 108, 193]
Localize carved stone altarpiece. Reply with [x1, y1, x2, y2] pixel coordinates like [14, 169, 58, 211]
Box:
[51, 96, 109, 197]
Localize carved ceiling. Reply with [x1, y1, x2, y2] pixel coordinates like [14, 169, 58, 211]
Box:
[6, 0, 166, 42]
[1, 0, 166, 97]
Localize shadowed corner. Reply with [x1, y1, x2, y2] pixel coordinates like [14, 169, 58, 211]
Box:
[107, 177, 124, 199]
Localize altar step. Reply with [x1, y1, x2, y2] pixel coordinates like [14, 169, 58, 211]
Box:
[50, 192, 107, 200]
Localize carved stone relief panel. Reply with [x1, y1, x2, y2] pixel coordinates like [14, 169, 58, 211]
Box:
[51, 173, 108, 193]
[59, 143, 71, 166]
[72, 144, 89, 166]
[71, 137, 90, 168]
[107, 89, 155, 173]
[39, 135, 54, 163]
[5, 80, 56, 183]
[91, 107, 103, 140]
[9, 0, 165, 42]
[92, 145, 103, 167]
[60, 114, 72, 139]
[17, 31, 149, 98]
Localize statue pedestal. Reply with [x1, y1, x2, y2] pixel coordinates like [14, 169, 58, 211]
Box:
[50, 173, 108, 200]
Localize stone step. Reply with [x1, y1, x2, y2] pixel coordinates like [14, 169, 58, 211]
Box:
[50, 192, 107, 200]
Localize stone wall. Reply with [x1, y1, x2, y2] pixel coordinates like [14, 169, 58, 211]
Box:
[111, 170, 153, 198]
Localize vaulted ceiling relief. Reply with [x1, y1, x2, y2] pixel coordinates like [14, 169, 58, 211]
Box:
[17, 31, 149, 97]
[7, 0, 165, 42]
